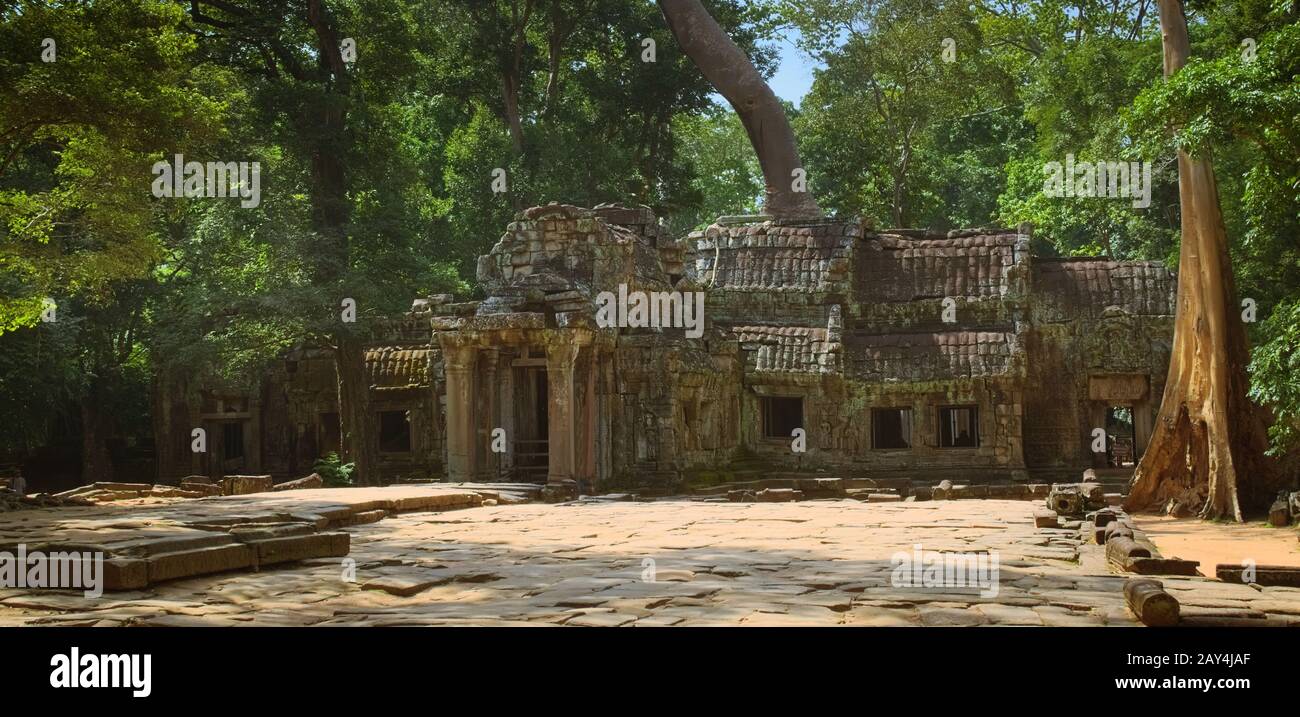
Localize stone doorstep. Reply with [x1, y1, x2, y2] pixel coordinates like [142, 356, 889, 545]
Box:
[146, 543, 256, 584]
[247, 532, 349, 566]
[337, 509, 389, 526]
[107, 532, 350, 589]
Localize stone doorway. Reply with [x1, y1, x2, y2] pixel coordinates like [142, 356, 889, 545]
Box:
[1086, 374, 1153, 470]
[1104, 406, 1137, 467]
[512, 361, 549, 483]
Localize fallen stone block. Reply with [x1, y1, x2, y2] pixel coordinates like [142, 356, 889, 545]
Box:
[1124, 578, 1180, 627]
[1046, 486, 1083, 516]
[148, 486, 204, 499]
[866, 493, 902, 503]
[1268, 496, 1291, 527]
[1106, 536, 1151, 569]
[180, 481, 223, 497]
[797, 477, 845, 498]
[273, 473, 323, 491]
[222, 474, 273, 496]
[1090, 508, 1120, 528]
[1104, 520, 1135, 544]
[908, 486, 933, 501]
[1126, 557, 1201, 576]
[932, 480, 953, 500]
[57, 482, 152, 498]
[756, 488, 801, 502]
[726, 489, 755, 502]
[1033, 509, 1059, 529]
[1216, 563, 1300, 587]
[1078, 482, 1104, 505]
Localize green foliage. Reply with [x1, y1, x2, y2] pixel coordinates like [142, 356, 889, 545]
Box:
[1249, 301, 1300, 453]
[786, 0, 1021, 228]
[2, 0, 1297, 471]
[667, 107, 763, 234]
[0, 0, 217, 332]
[312, 452, 356, 487]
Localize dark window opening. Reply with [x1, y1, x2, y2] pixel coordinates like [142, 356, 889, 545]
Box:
[379, 410, 411, 453]
[872, 408, 913, 449]
[535, 372, 549, 436]
[761, 396, 803, 439]
[319, 412, 341, 456]
[222, 422, 245, 460]
[939, 406, 979, 448]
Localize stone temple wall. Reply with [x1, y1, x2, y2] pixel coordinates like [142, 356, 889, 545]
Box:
[162, 205, 1177, 490]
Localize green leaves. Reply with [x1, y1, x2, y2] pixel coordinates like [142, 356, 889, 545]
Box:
[1249, 300, 1300, 453]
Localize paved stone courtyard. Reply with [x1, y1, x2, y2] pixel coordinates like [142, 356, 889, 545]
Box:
[4, 494, 1300, 627]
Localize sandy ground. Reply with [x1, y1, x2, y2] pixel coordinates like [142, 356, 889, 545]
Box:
[1138, 515, 1300, 573]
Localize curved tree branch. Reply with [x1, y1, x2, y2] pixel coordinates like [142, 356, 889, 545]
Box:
[658, 0, 821, 219]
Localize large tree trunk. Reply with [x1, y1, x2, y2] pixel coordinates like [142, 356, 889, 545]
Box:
[1124, 0, 1277, 520]
[336, 333, 380, 485]
[658, 0, 821, 219]
[80, 379, 114, 484]
[303, 0, 383, 485]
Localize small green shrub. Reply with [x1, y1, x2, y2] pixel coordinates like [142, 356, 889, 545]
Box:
[312, 452, 355, 487]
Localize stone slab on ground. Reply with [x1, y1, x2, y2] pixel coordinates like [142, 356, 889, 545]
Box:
[0, 485, 500, 591]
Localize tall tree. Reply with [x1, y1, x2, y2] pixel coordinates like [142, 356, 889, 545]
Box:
[0, 0, 214, 483]
[1123, 0, 1278, 520]
[658, 0, 820, 218]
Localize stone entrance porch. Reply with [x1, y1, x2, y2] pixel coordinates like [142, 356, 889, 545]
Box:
[437, 322, 610, 495]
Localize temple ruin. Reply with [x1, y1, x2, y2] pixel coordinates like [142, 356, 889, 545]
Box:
[155, 204, 1176, 494]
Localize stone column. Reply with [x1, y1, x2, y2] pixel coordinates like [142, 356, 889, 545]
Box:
[1087, 402, 1108, 468]
[442, 342, 477, 482]
[545, 338, 579, 489]
[576, 347, 598, 487]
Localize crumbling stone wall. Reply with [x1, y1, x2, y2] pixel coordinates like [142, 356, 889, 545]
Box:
[161, 205, 1176, 491]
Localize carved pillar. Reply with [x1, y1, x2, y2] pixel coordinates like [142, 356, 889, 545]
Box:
[441, 342, 477, 482]
[1087, 402, 1108, 468]
[574, 346, 598, 488]
[545, 338, 579, 486]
